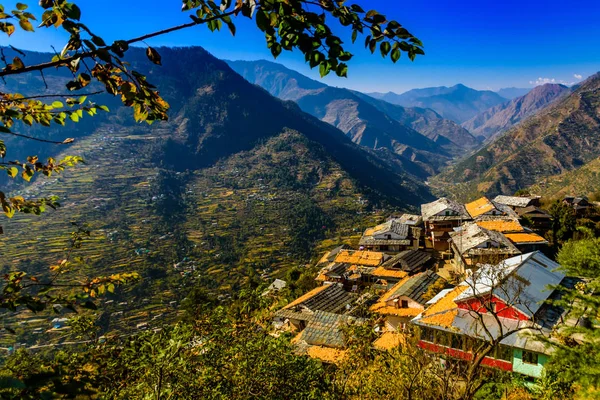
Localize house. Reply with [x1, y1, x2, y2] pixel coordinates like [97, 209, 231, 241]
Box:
[465, 197, 519, 221]
[476, 219, 548, 253]
[371, 250, 434, 289]
[493, 195, 541, 210]
[563, 196, 592, 216]
[370, 270, 447, 332]
[516, 206, 553, 229]
[515, 206, 553, 231]
[294, 310, 364, 363]
[421, 198, 472, 252]
[504, 233, 549, 253]
[412, 252, 578, 379]
[315, 250, 389, 288]
[358, 219, 421, 252]
[449, 223, 521, 274]
[273, 284, 357, 331]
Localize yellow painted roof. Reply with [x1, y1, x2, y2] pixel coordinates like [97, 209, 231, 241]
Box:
[373, 332, 405, 350]
[505, 233, 548, 244]
[371, 267, 409, 279]
[370, 304, 422, 317]
[476, 220, 524, 233]
[419, 309, 459, 328]
[306, 346, 347, 364]
[422, 285, 468, 317]
[334, 250, 385, 266]
[315, 272, 328, 281]
[283, 285, 330, 309]
[465, 197, 494, 218]
[364, 222, 387, 237]
[418, 285, 469, 328]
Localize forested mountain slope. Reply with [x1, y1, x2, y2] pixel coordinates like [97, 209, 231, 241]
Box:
[0, 46, 437, 343]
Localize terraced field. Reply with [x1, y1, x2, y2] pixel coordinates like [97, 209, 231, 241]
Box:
[0, 127, 390, 348]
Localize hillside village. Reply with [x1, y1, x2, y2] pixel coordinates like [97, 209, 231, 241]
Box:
[271, 194, 600, 379]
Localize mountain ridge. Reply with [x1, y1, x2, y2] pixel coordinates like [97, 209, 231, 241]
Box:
[432, 72, 600, 198]
[461, 83, 571, 141]
[368, 84, 507, 123]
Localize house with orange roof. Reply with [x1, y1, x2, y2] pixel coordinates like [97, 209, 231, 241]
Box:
[358, 218, 421, 253]
[421, 197, 471, 252]
[412, 252, 580, 379]
[370, 270, 447, 332]
[465, 197, 519, 221]
[449, 222, 521, 274]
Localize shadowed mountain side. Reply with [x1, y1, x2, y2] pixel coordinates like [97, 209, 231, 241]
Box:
[227, 59, 453, 175]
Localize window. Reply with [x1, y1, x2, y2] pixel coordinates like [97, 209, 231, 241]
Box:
[496, 345, 512, 362]
[522, 351, 539, 365]
[401, 300, 409, 308]
[386, 234, 392, 240]
[445, 210, 450, 216]
[420, 327, 434, 343]
[451, 334, 464, 350]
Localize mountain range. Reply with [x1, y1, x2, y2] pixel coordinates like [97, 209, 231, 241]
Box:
[461, 83, 571, 141]
[432, 73, 600, 199]
[227, 60, 478, 176]
[1, 47, 439, 316]
[367, 84, 507, 123]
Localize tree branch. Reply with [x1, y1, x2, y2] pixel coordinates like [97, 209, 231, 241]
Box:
[0, 8, 242, 78]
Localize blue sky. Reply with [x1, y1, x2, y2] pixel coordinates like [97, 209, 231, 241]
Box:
[2, 0, 600, 93]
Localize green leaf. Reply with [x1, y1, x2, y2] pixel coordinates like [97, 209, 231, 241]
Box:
[391, 48, 401, 63]
[99, 105, 110, 112]
[51, 101, 63, 108]
[15, 3, 27, 11]
[380, 42, 391, 57]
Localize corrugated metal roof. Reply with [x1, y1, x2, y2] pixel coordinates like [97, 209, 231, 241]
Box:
[456, 252, 565, 317]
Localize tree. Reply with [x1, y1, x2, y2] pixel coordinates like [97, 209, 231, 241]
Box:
[545, 237, 600, 394]
[548, 201, 577, 246]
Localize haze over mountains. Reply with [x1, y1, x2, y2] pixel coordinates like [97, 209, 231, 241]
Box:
[496, 87, 532, 100]
[367, 84, 507, 123]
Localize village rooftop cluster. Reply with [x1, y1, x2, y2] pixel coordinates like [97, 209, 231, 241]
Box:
[270, 195, 598, 379]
